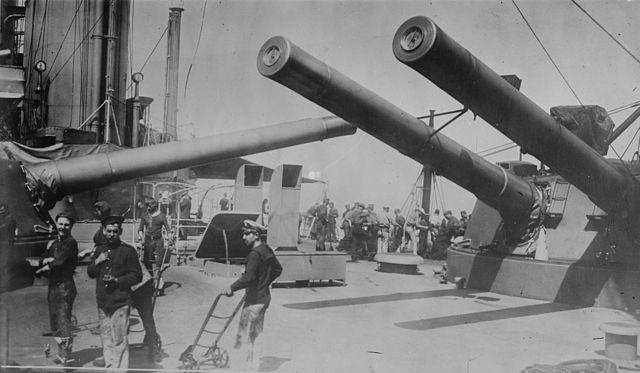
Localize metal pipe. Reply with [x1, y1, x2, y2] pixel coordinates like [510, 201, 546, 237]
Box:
[162, 2, 184, 141]
[421, 110, 435, 214]
[257, 36, 537, 225]
[392, 16, 640, 216]
[131, 86, 140, 147]
[25, 116, 356, 200]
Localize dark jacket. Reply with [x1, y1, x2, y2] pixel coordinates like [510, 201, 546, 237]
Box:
[87, 240, 142, 314]
[138, 212, 170, 240]
[230, 243, 282, 306]
[40, 236, 78, 285]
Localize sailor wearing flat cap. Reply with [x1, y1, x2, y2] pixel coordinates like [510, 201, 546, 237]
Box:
[88, 215, 142, 370]
[241, 219, 267, 236]
[101, 215, 124, 227]
[225, 220, 282, 370]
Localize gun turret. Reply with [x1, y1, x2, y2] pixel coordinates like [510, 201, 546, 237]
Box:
[1, 116, 355, 292]
[257, 36, 543, 238]
[391, 16, 640, 220]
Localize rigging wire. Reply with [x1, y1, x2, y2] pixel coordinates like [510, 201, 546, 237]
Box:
[618, 124, 640, 159]
[608, 101, 640, 115]
[432, 175, 445, 212]
[477, 141, 516, 155]
[570, 0, 640, 67]
[124, 25, 168, 96]
[481, 144, 520, 158]
[135, 26, 168, 80]
[35, 0, 48, 62]
[400, 170, 423, 214]
[183, 0, 209, 101]
[44, 0, 85, 82]
[319, 137, 365, 174]
[512, 0, 584, 106]
[49, 11, 105, 83]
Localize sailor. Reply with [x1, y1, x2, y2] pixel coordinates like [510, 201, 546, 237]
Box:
[306, 202, 320, 240]
[36, 212, 78, 366]
[403, 208, 423, 254]
[341, 204, 352, 233]
[178, 192, 192, 239]
[137, 199, 172, 296]
[378, 207, 392, 253]
[88, 215, 142, 371]
[459, 210, 469, 235]
[225, 220, 282, 371]
[365, 204, 379, 255]
[89, 202, 162, 366]
[392, 208, 406, 252]
[431, 209, 443, 236]
[219, 193, 230, 211]
[337, 204, 353, 251]
[327, 202, 339, 244]
[415, 209, 433, 258]
[349, 205, 370, 261]
[442, 210, 461, 241]
[314, 198, 330, 251]
[261, 198, 270, 227]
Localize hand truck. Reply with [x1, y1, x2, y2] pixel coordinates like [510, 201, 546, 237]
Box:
[179, 293, 246, 370]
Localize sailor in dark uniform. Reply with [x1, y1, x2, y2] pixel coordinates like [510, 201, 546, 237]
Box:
[36, 212, 78, 365]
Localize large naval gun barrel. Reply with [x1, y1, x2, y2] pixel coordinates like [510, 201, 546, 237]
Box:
[24, 116, 355, 203]
[257, 36, 541, 230]
[1, 116, 354, 292]
[391, 16, 640, 218]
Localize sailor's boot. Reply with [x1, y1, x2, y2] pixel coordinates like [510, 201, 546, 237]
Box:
[148, 333, 163, 363]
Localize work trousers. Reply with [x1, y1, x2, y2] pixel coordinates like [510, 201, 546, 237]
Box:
[349, 233, 368, 260]
[98, 305, 130, 372]
[315, 222, 327, 251]
[144, 236, 168, 290]
[143, 236, 165, 269]
[48, 280, 76, 360]
[378, 228, 389, 253]
[48, 280, 76, 338]
[327, 220, 337, 242]
[403, 225, 417, 254]
[234, 303, 267, 371]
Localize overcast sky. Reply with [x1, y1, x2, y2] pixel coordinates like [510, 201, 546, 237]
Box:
[130, 0, 640, 215]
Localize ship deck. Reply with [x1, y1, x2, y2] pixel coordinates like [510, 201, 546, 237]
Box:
[3, 233, 640, 372]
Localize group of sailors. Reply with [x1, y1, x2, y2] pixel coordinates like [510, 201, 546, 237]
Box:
[32, 198, 174, 369]
[305, 200, 470, 261]
[25, 191, 284, 371]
